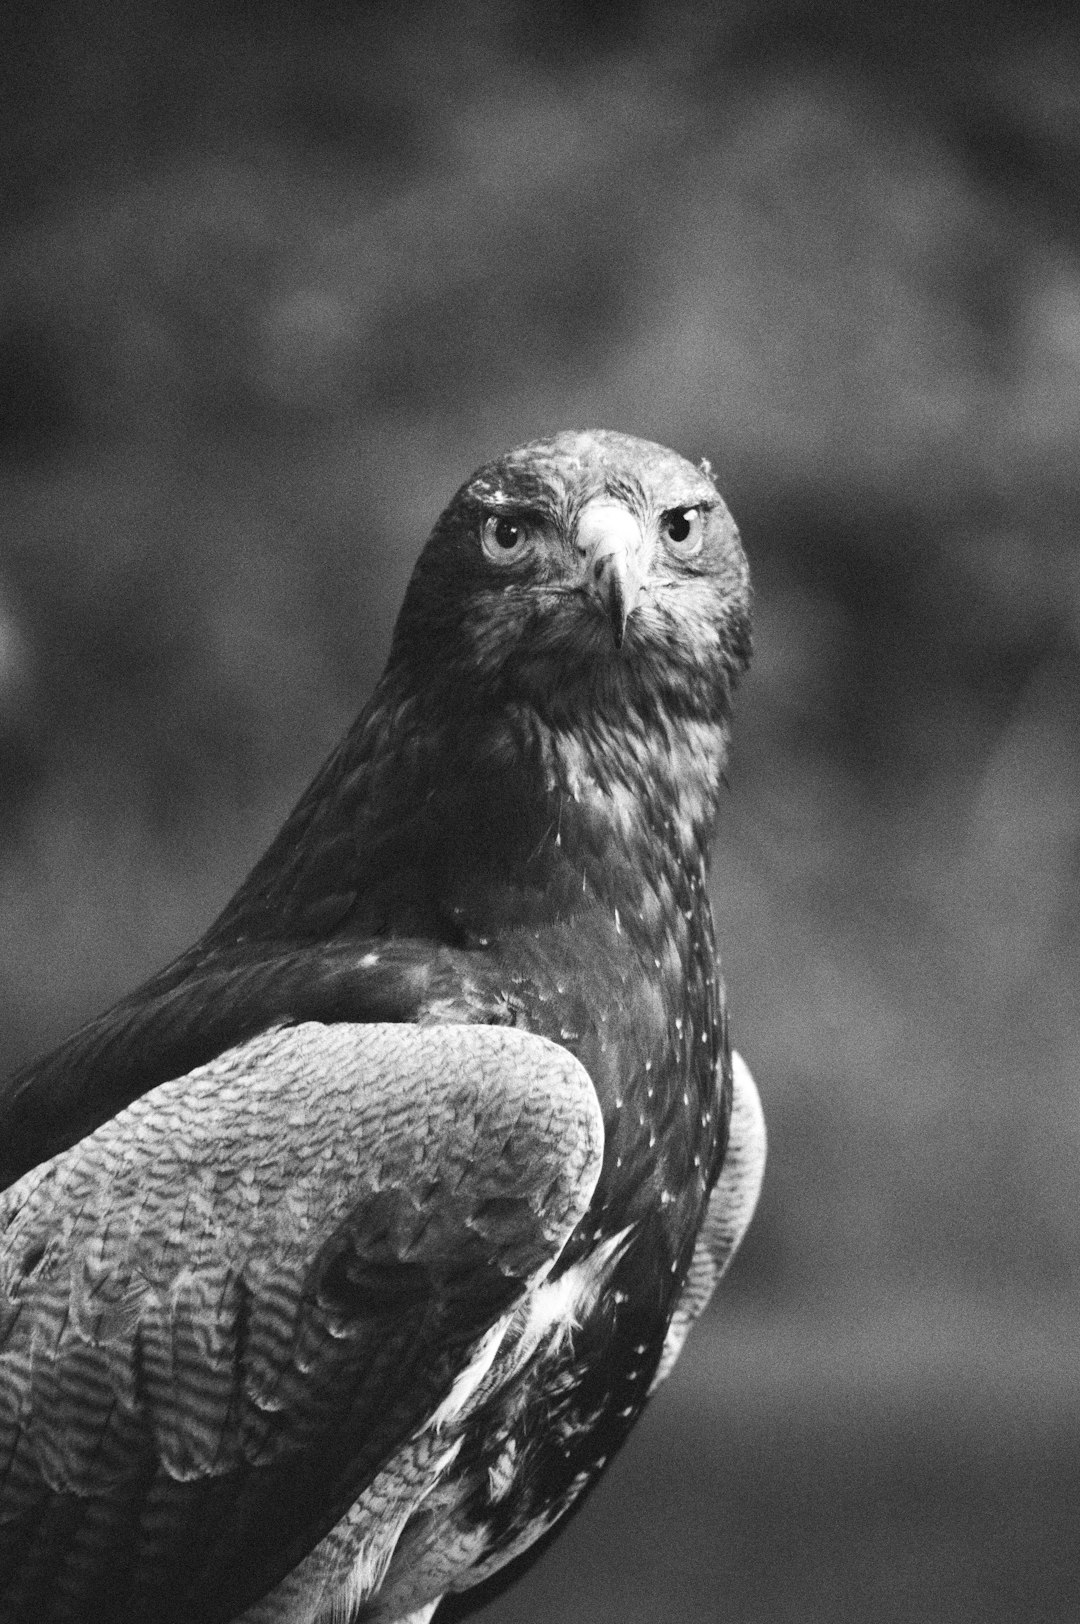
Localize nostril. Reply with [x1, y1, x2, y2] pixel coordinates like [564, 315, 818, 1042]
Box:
[593, 559, 606, 582]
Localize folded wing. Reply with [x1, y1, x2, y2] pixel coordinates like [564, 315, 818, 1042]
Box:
[0, 1021, 603, 1624]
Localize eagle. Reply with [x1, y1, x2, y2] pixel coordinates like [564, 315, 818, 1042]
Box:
[0, 429, 765, 1624]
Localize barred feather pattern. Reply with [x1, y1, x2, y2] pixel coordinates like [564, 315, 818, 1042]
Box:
[0, 430, 761, 1624]
[0, 1023, 603, 1623]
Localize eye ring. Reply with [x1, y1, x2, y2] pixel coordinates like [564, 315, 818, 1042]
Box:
[481, 511, 532, 562]
[661, 506, 704, 557]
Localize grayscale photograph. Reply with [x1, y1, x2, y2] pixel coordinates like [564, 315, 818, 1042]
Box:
[0, 3, 1076, 1621]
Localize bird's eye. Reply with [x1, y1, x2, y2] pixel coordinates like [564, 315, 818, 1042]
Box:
[661, 507, 704, 557]
[482, 512, 533, 563]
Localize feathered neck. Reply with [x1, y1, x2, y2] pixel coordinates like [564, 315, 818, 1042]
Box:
[360, 656, 733, 861]
[205, 656, 733, 955]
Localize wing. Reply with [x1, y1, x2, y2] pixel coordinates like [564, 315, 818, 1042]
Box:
[0, 939, 515, 1194]
[648, 1050, 765, 1393]
[0, 1020, 603, 1624]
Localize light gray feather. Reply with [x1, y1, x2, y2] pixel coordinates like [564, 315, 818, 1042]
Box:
[649, 1051, 765, 1393]
[0, 1021, 603, 1618]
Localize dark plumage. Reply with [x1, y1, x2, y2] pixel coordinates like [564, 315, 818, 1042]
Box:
[0, 429, 765, 1624]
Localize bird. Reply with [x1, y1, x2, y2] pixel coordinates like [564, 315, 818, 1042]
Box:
[0, 428, 765, 1624]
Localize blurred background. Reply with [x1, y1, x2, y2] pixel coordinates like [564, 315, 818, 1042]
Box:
[1, 0, 1078, 1617]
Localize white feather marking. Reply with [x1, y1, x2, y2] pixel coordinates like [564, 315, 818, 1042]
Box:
[430, 1315, 513, 1432]
[511, 1225, 634, 1368]
[487, 1437, 518, 1501]
[330, 1441, 464, 1622]
[389, 1605, 441, 1624]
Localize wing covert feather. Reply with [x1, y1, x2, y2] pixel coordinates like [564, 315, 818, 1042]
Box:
[0, 1020, 603, 1623]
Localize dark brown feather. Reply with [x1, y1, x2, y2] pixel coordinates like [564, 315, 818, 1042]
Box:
[0, 430, 756, 1624]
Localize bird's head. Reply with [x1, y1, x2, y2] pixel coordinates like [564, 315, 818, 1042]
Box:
[388, 430, 751, 730]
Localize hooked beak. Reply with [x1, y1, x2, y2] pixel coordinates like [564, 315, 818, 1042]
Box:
[576, 499, 649, 649]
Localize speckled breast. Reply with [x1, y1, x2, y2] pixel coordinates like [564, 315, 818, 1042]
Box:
[367, 865, 730, 1618]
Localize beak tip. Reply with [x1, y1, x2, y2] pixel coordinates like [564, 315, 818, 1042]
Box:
[576, 499, 646, 651]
